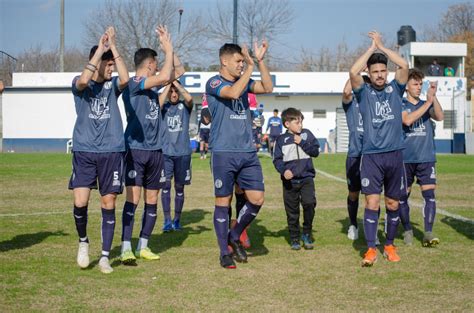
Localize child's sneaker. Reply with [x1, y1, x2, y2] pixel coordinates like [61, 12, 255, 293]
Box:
[301, 233, 314, 250]
[290, 239, 301, 250]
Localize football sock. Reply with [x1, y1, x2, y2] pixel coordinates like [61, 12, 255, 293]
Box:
[385, 208, 400, 245]
[230, 201, 261, 242]
[101, 208, 115, 257]
[347, 197, 358, 227]
[73, 205, 88, 243]
[174, 184, 184, 220]
[363, 208, 378, 248]
[214, 206, 230, 257]
[422, 189, 436, 232]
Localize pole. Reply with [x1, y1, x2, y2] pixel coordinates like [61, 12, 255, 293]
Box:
[178, 8, 183, 35]
[233, 0, 238, 44]
[59, 0, 64, 72]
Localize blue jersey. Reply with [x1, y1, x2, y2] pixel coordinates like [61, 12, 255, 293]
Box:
[266, 116, 283, 137]
[161, 101, 192, 156]
[354, 80, 405, 154]
[205, 75, 255, 152]
[123, 76, 162, 150]
[71, 76, 125, 152]
[402, 99, 436, 163]
[343, 98, 364, 157]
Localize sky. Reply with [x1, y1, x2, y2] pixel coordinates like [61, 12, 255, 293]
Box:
[0, 0, 465, 60]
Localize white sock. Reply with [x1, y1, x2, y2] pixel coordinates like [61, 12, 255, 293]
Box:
[136, 237, 148, 251]
[121, 241, 132, 254]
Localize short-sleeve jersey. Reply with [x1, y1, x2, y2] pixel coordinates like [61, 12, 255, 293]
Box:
[267, 116, 283, 137]
[402, 99, 436, 163]
[71, 76, 125, 152]
[205, 75, 255, 152]
[343, 98, 364, 157]
[122, 76, 162, 150]
[161, 101, 192, 156]
[354, 80, 405, 154]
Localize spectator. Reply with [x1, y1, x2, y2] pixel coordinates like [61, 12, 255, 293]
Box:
[427, 59, 442, 76]
[444, 65, 455, 77]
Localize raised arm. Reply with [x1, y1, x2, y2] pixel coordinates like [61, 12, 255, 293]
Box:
[158, 83, 171, 108]
[144, 25, 174, 90]
[428, 82, 444, 121]
[171, 53, 185, 81]
[106, 27, 129, 90]
[219, 45, 255, 100]
[402, 82, 436, 126]
[370, 31, 408, 84]
[349, 40, 376, 91]
[250, 40, 273, 94]
[75, 33, 108, 91]
[342, 78, 353, 104]
[173, 80, 193, 109]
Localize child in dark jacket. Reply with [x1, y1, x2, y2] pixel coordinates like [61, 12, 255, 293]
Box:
[273, 108, 320, 250]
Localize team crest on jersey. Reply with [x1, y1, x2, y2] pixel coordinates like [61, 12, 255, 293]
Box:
[385, 85, 393, 93]
[210, 79, 222, 89]
[128, 170, 137, 179]
[301, 133, 308, 140]
[214, 179, 223, 189]
[104, 81, 112, 90]
[361, 178, 370, 187]
[178, 103, 184, 110]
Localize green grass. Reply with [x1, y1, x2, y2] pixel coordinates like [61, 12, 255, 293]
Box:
[0, 153, 473, 311]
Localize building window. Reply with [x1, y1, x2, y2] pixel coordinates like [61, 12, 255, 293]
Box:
[313, 109, 326, 118]
[443, 110, 456, 129]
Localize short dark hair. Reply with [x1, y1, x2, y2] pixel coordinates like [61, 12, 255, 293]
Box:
[281, 108, 303, 127]
[89, 45, 114, 61]
[219, 43, 242, 58]
[273, 109, 279, 113]
[367, 53, 388, 69]
[408, 68, 424, 81]
[134, 48, 157, 69]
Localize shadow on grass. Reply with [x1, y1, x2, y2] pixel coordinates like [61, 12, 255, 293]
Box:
[246, 218, 270, 257]
[109, 208, 211, 264]
[441, 216, 474, 240]
[0, 230, 68, 252]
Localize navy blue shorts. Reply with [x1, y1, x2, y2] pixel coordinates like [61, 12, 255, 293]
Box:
[200, 129, 210, 143]
[124, 149, 164, 189]
[360, 150, 406, 200]
[163, 154, 192, 186]
[346, 156, 361, 192]
[69, 151, 124, 196]
[211, 152, 265, 197]
[404, 162, 436, 187]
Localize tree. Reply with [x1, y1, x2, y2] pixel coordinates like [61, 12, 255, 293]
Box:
[14, 45, 87, 73]
[205, 0, 295, 70]
[439, 2, 474, 39]
[83, 0, 208, 69]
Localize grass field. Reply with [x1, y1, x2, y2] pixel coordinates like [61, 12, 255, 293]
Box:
[0, 153, 473, 311]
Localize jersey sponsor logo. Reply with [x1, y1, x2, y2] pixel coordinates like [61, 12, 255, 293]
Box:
[361, 178, 370, 187]
[372, 100, 394, 123]
[128, 170, 137, 179]
[385, 85, 393, 93]
[230, 98, 247, 119]
[145, 99, 159, 120]
[407, 118, 426, 137]
[104, 81, 112, 90]
[210, 79, 222, 89]
[89, 97, 111, 120]
[167, 115, 183, 132]
[214, 179, 223, 189]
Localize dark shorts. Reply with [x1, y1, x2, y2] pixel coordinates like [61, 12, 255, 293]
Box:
[211, 151, 265, 197]
[200, 129, 210, 144]
[163, 154, 192, 186]
[69, 151, 124, 196]
[269, 135, 279, 143]
[404, 162, 436, 187]
[346, 156, 361, 192]
[124, 149, 164, 189]
[360, 150, 406, 200]
[252, 128, 261, 145]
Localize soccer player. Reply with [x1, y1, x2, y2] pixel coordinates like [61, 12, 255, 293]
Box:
[273, 108, 320, 250]
[159, 80, 193, 232]
[206, 41, 273, 268]
[120, 25, 185, 265]
[69, 27, 129, 274]
[399, 68, 444, 246]
[266, 109, 283, 154]
[349, 31, 409, 266]
[251, 102, 265, 151]
[199, 94, 211, 160]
